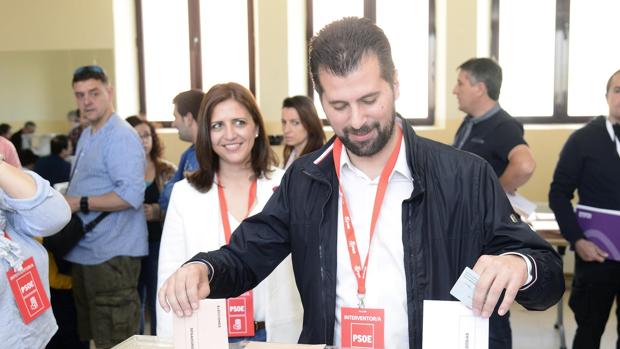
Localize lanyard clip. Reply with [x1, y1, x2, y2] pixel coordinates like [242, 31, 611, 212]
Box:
[357, 293, 366, 309]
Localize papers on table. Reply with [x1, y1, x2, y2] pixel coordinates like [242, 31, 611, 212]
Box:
[506, 192, 537, 218]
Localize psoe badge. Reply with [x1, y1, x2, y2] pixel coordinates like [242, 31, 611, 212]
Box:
[6, 257, 51, 324]
[341, 307, 385, 348]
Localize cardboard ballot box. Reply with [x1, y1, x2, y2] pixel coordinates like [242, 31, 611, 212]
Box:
[112, 336, 327, 349]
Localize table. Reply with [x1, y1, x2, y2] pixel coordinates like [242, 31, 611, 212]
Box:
[529, 218, 568, 349]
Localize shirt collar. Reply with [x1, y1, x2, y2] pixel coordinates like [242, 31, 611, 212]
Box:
[605, 117, 617, 142]
[467, 104, 501, 125]
[89, 113, 118, 136]
[338, 128, 412, 183]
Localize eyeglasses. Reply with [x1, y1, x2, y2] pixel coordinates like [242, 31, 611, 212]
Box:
[138, 133, 152, 140]
[73, 65, 105, 77]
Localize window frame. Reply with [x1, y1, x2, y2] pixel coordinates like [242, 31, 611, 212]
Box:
[490, 0, 592, 124]
[306, 0, 437, 126]
[135, 0, 255, 124]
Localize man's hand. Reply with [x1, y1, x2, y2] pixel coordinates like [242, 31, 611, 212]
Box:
[158, 262, 211, 317]
[472, 254, 528, 318]
[575, 239, 607, 263]
[65, 195, 79, 213]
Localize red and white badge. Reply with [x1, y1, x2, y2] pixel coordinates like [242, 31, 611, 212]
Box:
[6, 256, 51, 324]
[341, 307, 385, 348]
[226, 291, 255, 337]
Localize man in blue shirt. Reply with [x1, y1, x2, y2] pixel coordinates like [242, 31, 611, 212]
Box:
[34, 134, 72, 186]
[159, 90, 203, 213]
[64, 65, 147, 348]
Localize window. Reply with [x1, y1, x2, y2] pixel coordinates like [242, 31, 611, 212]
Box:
[137, 0, 254, 121]
[140, 1, 191, 121]
[200, 0, 251, 90]
[308, 0, 436, 125]
[491, 0, 618, 123]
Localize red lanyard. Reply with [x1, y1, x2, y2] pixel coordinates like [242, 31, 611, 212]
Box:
[217, 177, 257, 244]
[332, 127, 403, 303]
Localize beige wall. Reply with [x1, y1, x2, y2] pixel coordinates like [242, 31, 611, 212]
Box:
[0, 0, 581, 203]
[0, 0, 115, 134]
[0, 49, 115, 133]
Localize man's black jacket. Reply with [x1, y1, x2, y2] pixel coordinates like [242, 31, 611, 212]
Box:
[192, 116, 564, 348]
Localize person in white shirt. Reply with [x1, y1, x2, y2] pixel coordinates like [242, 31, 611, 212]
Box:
[281, 95, 325, 169]
[156, 82, 302, 343]
[158, 17, 564, 349]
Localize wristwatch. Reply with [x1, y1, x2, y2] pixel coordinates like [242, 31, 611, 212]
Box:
[80, 196, 90, 214]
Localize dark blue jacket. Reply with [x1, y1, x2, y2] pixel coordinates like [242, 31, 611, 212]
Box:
[34, 154, 70, 186]
[193, 116, 564, 347]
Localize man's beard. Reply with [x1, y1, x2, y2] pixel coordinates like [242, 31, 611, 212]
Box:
[339, 113, 396, 157]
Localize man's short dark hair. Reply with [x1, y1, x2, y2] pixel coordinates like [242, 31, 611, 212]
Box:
[606, 69, 620, 95]
[309, 17, 396, 96]
[458, 58, 503, 101]
[24, 121, 36, 128]
[50, 135, 69, 155]
[173, 90, 204, 121]
[72, 65, 109, 85]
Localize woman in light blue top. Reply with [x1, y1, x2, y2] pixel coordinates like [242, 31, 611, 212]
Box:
[0, 155, 71, 348]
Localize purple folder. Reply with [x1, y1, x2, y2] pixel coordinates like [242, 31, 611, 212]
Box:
[576, 204, 620, 261]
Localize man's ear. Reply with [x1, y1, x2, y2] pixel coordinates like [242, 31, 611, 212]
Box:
[184, 113, 195, 127]
[476, 81, 488, 98]
[107, 85, 115, 100]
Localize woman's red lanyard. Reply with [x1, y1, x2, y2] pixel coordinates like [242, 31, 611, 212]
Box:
[332, 127, 403, 308]
[217, 177, 257, 244]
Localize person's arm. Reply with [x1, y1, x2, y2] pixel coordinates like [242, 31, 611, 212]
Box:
[65, 192, 132, 213]
[66, 128, 146, 213]
[549, 131, 607, 262]
[159, 166, 294, 317]
[0, 159, 36, 198]
[499, 144, 536, 194]
[472, 161, 564, 318]
[1, 164, 71, 237]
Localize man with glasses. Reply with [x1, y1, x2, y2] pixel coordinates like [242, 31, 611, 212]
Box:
[64, 65, 147, 348]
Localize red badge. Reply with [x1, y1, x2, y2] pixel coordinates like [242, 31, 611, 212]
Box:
[226, 291, 255, 337]
[341, 307, 385, 348]
[6, 257, 51, 324]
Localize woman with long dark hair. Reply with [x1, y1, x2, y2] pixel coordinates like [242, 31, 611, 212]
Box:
[157, 83, 302, 342]
[126, 116, 176, 336]
[281, 95, 325, 169]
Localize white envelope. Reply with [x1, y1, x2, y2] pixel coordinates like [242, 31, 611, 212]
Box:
[173, 299, 228, 349]
[422, 300, 488, 349]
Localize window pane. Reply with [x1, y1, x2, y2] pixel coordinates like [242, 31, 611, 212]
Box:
[200, 0, 250, 90]
[142, 2, 190, 121]
[498, 0, 555, 117]
[312, 0, 364, 118]
[567, 0, 620, 117]
[377, 0, 429, 119]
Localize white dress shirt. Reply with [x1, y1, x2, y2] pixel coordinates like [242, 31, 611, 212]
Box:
[333, 136, 412, 349]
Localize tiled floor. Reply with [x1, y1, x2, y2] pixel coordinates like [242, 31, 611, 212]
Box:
[511, 289, 617, 349]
